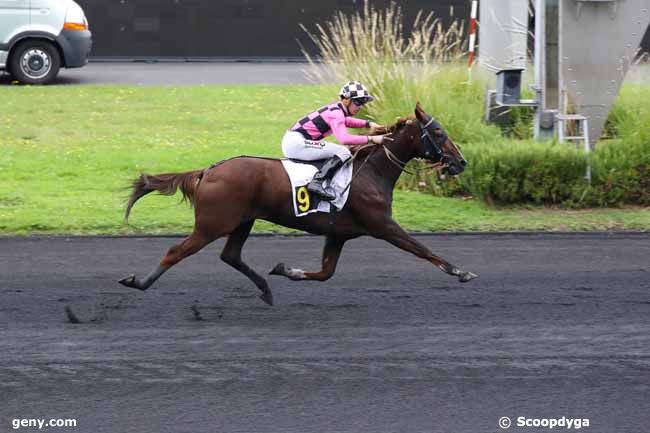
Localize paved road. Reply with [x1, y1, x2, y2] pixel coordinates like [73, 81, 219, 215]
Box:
[0, 61, 322, 86]
[1, 234, 649, 433]
[1, 61, 648, 86]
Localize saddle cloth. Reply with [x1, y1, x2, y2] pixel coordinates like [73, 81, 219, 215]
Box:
[281, 159, 353, 217]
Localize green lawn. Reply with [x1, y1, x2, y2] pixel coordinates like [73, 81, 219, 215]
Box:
[1, 84, 648, 235]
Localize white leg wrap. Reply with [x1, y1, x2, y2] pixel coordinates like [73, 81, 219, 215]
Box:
[287, 268, 306, 279]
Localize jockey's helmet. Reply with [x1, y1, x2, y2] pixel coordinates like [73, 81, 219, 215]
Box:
[339, 81, 374, 106]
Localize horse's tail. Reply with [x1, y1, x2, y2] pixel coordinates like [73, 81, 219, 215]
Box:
[124, 169, 204, 222]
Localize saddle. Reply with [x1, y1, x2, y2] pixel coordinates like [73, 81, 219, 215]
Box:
[280, 158, 353, 217]
[286, 158, 329, 170]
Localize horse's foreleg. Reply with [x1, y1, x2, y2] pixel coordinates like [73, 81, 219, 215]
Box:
[220, 221, 274, 306]
[372, 221, 477, 282]
[119, 231, 215, 290]
[270, 236, 346, 282]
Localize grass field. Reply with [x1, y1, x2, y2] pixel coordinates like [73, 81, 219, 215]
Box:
[1, 84, 648, 235]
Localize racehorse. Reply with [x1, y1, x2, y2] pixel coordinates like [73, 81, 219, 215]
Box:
[119, 103, 477, 305]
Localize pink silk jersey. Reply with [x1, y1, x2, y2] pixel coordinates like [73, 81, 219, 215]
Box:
[290, 102, 369, 146]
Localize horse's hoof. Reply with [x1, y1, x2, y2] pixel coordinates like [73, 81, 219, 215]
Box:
[458, 271, 478, 283]
[118, 275, 143, 290]
[269, 263, 286, 276]
[259, 291, 274, 306]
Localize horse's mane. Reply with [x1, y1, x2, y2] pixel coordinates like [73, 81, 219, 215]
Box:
[352, 116, 415, 159]
[368, 116, 415, 136]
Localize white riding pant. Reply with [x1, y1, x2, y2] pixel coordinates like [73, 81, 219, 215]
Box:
[282, 131, 351, 162]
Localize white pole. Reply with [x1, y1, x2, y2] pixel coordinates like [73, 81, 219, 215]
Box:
[468, 0, 478, 71]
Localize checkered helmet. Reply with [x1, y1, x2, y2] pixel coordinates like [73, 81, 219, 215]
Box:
[339, 81, 374, 104]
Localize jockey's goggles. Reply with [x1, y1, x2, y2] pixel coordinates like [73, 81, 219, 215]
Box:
[351, 97, 372, 106]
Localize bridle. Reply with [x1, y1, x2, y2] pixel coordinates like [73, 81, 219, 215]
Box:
[379, 116, 449, 174]
[419, 115, 446, 160]
[344, 116, 452, 192]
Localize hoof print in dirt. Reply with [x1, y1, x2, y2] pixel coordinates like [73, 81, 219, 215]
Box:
[191, 304, 203, 321]
[64, 306, 82, 324]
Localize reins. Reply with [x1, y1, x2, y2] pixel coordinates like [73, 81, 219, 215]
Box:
[341, 130, 446, 194]
[382, 145, 415, 175]
[382, 138, 447, 175]
[340, 142, 379, 194]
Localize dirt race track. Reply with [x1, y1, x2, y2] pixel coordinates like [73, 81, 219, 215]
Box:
[1, 233, 649, 433]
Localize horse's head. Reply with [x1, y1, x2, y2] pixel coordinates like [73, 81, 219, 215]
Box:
[414, 103, 467, 176]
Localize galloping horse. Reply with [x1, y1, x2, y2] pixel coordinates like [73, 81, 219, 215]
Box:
[119, 103, 477, 305]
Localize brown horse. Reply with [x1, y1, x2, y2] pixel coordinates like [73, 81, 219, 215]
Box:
[119, 103, 477, 305]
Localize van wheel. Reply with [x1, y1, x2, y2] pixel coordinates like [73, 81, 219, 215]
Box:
[9, 40, 61, 85]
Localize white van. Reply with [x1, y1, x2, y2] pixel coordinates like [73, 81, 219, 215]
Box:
[0, 0, 91, 84]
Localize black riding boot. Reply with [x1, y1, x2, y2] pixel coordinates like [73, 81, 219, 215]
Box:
[307, 155, 347, 201]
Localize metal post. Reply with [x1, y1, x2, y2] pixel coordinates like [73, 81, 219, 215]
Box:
[534, 0, 557, 141]
[583, 119, 592, 184]
[534, 0, 545, 141]
[545, 0, 560, 111]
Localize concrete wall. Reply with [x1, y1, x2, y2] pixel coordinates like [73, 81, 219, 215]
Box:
[77, 0, 469, 58]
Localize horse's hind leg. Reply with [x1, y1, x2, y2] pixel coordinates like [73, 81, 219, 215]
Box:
[119, 231, 216, 290]
[270, 236, 346, 281]
[220, 220, 274, 306]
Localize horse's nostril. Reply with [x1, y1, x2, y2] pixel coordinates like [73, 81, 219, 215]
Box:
[461, 159, 467, 167]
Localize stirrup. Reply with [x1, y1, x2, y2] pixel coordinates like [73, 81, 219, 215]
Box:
[307, 181, 336, 201]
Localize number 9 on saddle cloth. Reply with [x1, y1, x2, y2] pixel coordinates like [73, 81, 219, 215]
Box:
[281, 158, 353, 217]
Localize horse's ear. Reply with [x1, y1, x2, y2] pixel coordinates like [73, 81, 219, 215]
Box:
[414, 101, 427, 123]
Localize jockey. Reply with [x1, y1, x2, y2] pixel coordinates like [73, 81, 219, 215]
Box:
[282, 81, 387, 201]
